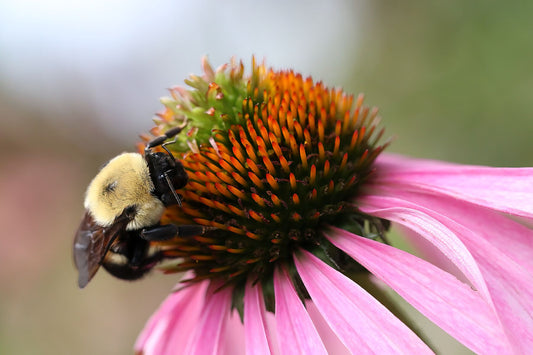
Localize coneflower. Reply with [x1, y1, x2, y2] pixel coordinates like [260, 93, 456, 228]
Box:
[135, 57, 533, 354]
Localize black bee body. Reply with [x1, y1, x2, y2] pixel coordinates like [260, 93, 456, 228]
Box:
[73, 124, 211, 288]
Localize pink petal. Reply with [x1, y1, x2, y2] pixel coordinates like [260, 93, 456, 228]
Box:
[273, 266, 327, 355]
[222, 309, 246, 355]
[326, 228, 510, 355]
[363, 190, 533, 353]
[135, 281, 208, 355]
[358, 195, 491, 302]
[305, 302, 350, 355]
[372, 153, 533, 219]
[366, 187, 533, 274]
[477, 254, 533, 355]
[294, 250, 433, 354]
[183, 283, 239, 355]
[244, 281, 278, 355]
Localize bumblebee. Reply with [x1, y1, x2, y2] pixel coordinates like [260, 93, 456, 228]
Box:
[73, 123, 209, 288]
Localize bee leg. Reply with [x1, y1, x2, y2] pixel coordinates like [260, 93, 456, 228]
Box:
[141, 224, 214, 241]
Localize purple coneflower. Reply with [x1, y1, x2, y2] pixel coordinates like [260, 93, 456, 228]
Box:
[135, 58, 533, 354]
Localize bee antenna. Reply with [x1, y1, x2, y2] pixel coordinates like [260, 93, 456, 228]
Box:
[164, 172, 182, 206]
[163, 120, 189, 140]
[145, 120, 189, 151]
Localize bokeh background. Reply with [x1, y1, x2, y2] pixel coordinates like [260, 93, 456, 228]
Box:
[1, 1, 532, 354]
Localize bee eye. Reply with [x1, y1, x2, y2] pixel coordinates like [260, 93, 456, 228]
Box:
[124, 205, 137, 219]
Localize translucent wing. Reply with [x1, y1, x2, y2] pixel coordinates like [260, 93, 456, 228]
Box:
[73, 211, 131, 288]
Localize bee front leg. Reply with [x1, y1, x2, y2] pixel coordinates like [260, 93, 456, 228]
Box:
[141, 224, 214, 241]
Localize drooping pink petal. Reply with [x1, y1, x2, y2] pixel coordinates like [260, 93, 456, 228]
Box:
[273, 266, 327, 355]
[294, 250, 433, 354]
[222, 309, 247, 355]
[357, 195, 491, 302]
[244, 281, 278, 355]
[372, 153, 533, 219]
[365, 186, 533, 274]
[361, 190, 533, 354]
[326, 227, 511, 355]
[135, 280, 208, 355]
[477, 253, 533, 355]
[183, 283, 241, 355]
[305, 302, 350, 355]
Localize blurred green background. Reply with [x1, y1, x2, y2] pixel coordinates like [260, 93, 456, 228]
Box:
[1, 1, 532, 354]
